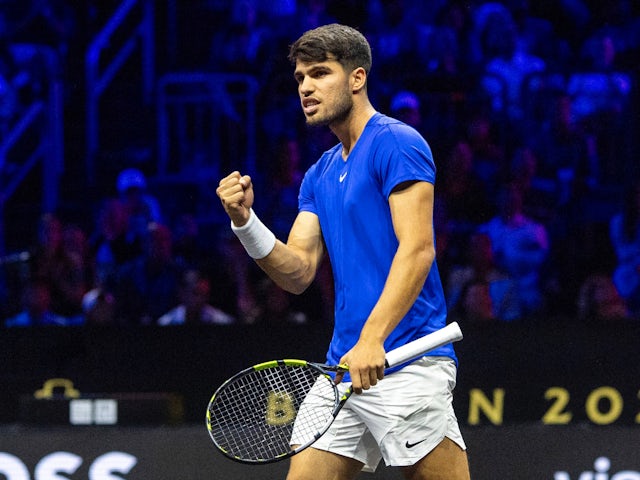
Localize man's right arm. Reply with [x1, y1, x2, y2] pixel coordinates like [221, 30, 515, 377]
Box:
[256, 211, 324, 295]
[216, 172, 324, 295]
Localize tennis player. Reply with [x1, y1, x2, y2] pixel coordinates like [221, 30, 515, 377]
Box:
[216, 23, 470, 480]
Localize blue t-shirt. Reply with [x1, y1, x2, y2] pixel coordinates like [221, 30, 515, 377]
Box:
[299, 113, 456, 371]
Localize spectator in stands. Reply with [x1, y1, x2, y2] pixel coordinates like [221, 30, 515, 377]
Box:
[82, 282, 116, 325]
[440, 140, 493, 229]
[610, 180, 640, 317]
[180, 223, 239, 321]
[507, 147, 557, 223]
[5, 280, 81, 327]
[113, 222, 183, 325]
[465, 111, 506, 201]
[63, 222, 93, 292]
[447, 232, 520, 322]
[478, 4, 547, 125]
[252, 277, 309, 325]
[389, 90, 423, 130]
[363, 0, 417, 98]
[508, 0, 567, 67]
[471, 2, 514, 63]
[526, 93, 596, 192]
[414, 0, 476, 79]
[389, 88, 456, 161]
[171, 212, 213, 272]
[436, 140, 493, 270]
[582, 0, 640, 70]
[116, 167, 163, 249]
[576, 273, 630, 323]
[89, 197, 141, 287]
[456, 280, 496, 323]
[566, 33, 632, 185]
[477, 183, 550, 318]
[84, 197, 141, 326]
[530, 0, 592, 56]
[29, 213, 86, 323]
[157, 270, 235, 325]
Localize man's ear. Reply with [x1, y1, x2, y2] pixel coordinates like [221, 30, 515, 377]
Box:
[351, 67, 367, 93]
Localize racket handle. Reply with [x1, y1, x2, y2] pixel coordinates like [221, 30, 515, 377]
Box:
[384, 322, 463, 368]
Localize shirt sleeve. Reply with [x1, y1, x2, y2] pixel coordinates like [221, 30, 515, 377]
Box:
[298, 161, 319, 214]
[373, 124, 436, 199]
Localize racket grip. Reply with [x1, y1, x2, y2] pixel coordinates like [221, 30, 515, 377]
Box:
[384, 322, 463, 368]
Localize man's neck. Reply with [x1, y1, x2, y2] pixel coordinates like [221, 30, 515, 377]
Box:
[332, 103, 377, 160]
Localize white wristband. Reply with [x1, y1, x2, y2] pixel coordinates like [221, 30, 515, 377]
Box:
[230, 209, 276, 259]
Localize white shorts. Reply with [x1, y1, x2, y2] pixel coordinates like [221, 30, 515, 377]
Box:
[303, 356, 466, 473]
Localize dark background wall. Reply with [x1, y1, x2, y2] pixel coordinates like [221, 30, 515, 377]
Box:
[3, 321, 639, 425]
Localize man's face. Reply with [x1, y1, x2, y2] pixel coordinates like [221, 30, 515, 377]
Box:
[294, 57, 353, 127]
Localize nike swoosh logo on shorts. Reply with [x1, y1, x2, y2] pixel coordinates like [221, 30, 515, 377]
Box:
[405, 439, 427, 449]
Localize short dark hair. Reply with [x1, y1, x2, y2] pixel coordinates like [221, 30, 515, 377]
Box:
[288, 23, 372, 75]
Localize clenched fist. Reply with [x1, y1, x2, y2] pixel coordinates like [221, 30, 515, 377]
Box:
[216, 171, 255, 227]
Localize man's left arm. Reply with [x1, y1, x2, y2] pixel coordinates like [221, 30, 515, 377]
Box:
[338, 180, 436, 393]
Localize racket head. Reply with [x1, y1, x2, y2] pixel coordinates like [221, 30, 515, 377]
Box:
[206, 359, 342, 464]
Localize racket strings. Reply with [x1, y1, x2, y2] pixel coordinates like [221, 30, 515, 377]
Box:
[208, 364, 338, 462]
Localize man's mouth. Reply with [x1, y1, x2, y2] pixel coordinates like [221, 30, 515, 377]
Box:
[302, 99, 320, 115]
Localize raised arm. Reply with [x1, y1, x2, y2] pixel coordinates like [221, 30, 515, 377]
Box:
[216, 171, 324, 294]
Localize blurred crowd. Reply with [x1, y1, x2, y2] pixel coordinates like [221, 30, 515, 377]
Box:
[1, 0, 640, 327]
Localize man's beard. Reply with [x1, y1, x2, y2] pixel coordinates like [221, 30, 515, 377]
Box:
[306, 91, 353, 127]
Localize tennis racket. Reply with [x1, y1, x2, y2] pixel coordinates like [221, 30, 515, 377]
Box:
[206, 321, 463, 464]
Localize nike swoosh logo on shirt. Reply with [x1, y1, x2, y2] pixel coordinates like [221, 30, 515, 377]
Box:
[405, 439, 427, 449]
[339, 171, 348, 182]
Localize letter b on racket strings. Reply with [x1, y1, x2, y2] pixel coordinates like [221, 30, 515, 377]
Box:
[265, 391, 296, 426]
